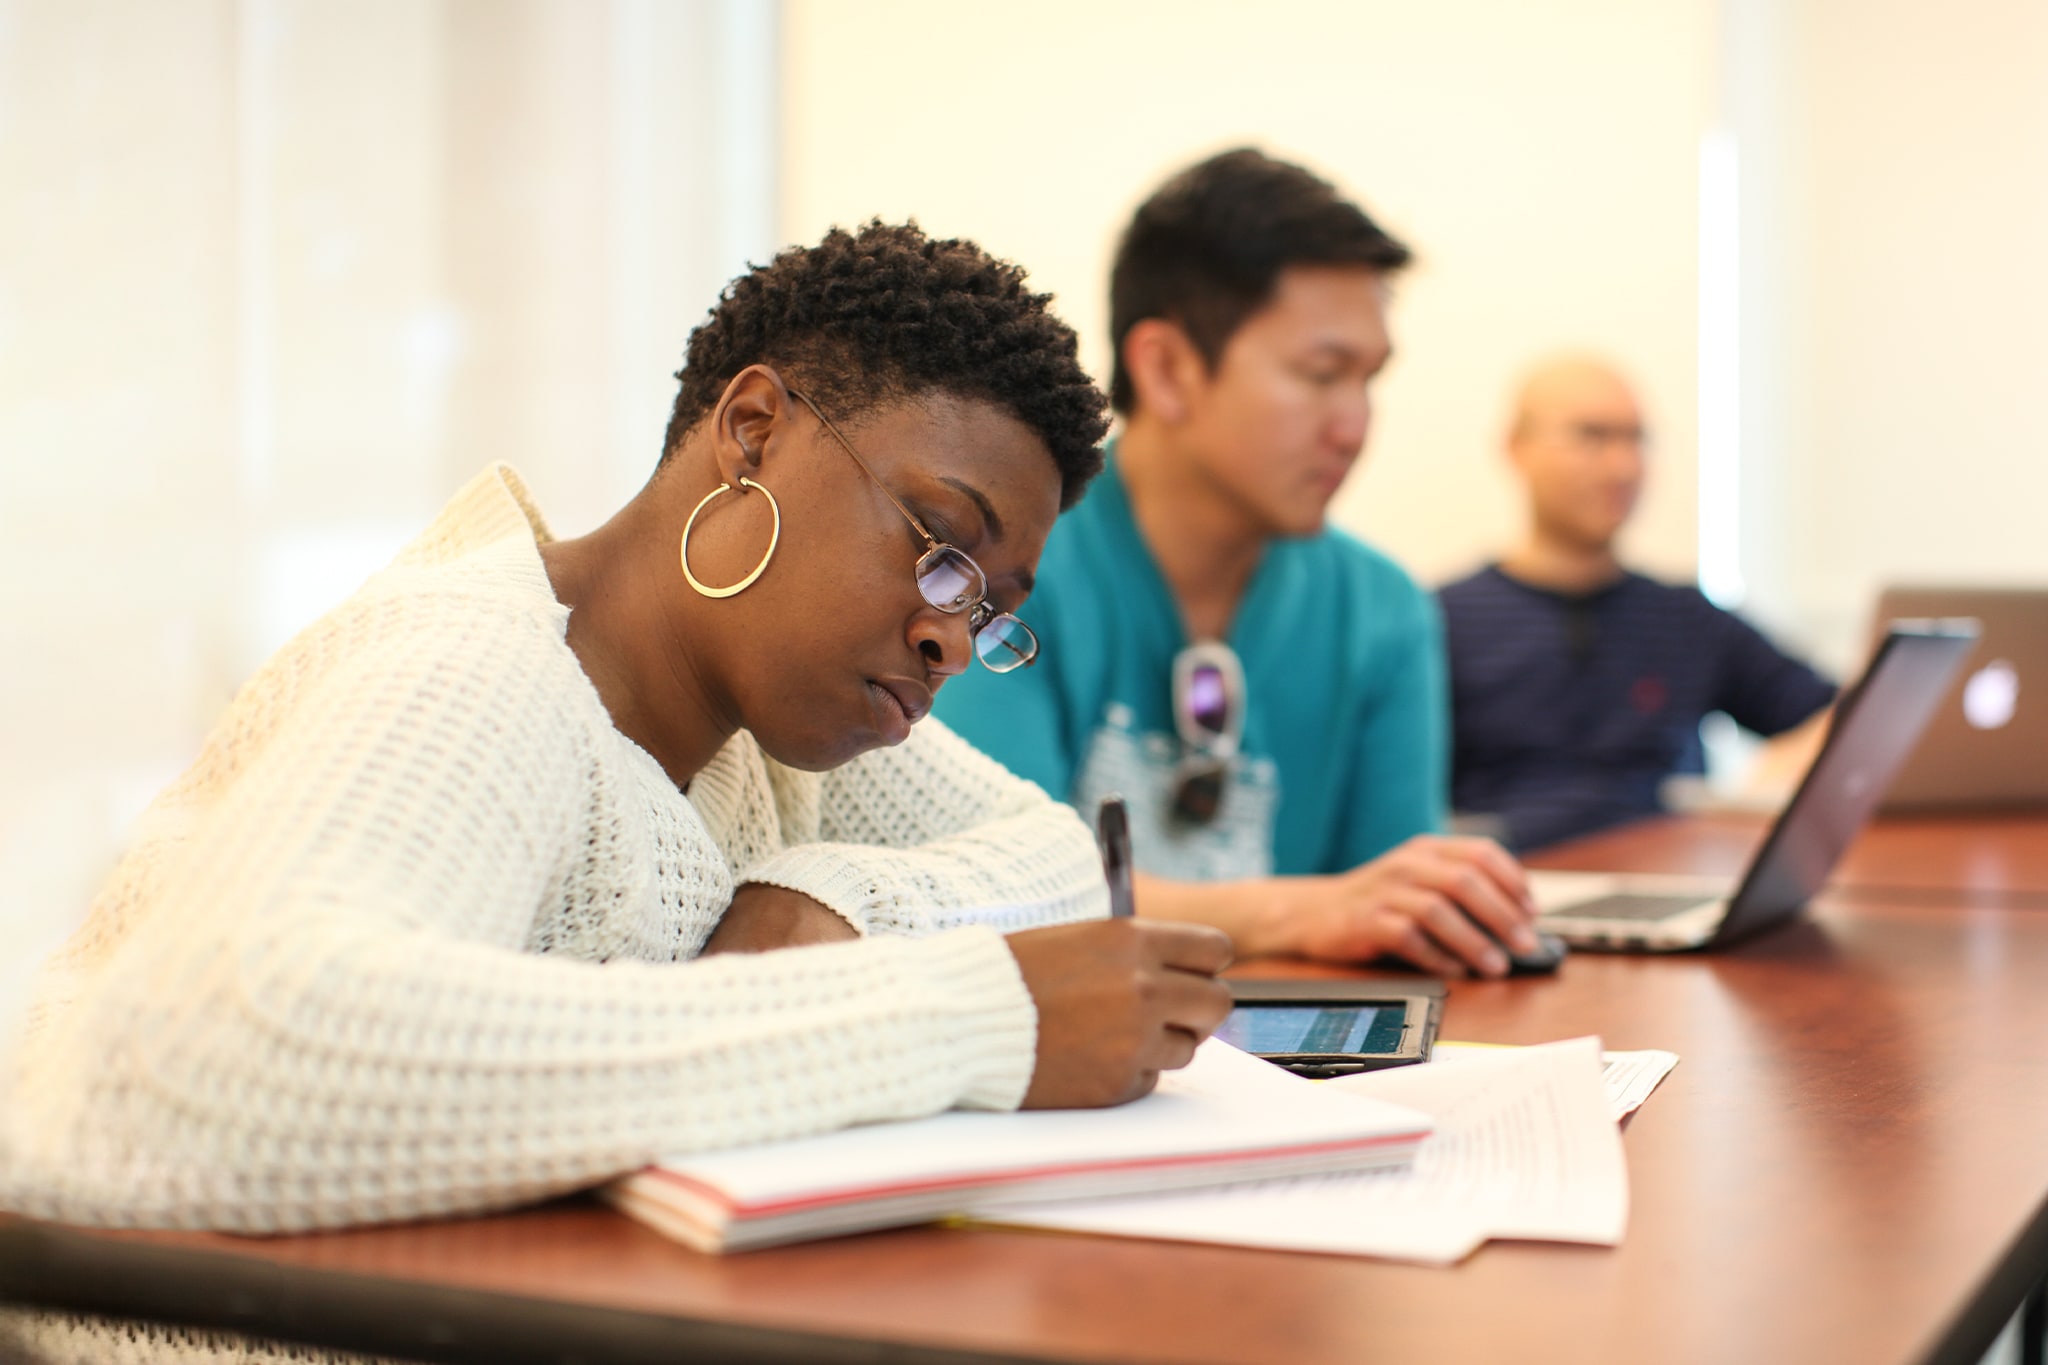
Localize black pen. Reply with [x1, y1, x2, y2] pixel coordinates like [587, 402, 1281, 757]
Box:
[1096, 795, 1136, 919]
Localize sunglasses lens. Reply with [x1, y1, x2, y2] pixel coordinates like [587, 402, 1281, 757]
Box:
[916, 547, 983, 613]
[1184, 664, 1231, 735]
[973, 614, 1038, 672]
[1172, 763, 1227, 824]
[1170, 646, 1240, 824]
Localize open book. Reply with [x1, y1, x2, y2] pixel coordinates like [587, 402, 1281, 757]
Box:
[607, 1039, 1433, 1252]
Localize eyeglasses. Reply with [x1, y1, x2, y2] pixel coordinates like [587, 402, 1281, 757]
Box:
[787, 387, 1040, 673]
[1170, 641, 1245, 824]
[1551, 420, 1648, 452]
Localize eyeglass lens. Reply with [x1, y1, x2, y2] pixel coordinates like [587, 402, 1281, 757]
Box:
[915, 546, 984, 614]
[972, 615, 1036, 673]
[914, 544, 1037, 671]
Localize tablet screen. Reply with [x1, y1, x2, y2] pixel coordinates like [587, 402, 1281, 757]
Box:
[1216, 1003, 1406, 1056]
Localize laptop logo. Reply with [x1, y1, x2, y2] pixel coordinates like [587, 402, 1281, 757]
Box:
[1962, 660, 2020, 730]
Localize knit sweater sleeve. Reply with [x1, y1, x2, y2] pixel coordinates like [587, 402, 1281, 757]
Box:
[3, 596, 1037, 1233]
[743, 715, 1111, 937]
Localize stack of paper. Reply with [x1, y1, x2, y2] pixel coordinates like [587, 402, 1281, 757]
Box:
[608, 1041, 1433, 1252]
[1598, 1048, 1680, 1119]
[1434, 1040, 1680, 1121]
[987, 1037, 1626, 1265]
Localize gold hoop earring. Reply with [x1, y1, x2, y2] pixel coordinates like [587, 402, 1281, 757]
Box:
[679, 476, 781, 599]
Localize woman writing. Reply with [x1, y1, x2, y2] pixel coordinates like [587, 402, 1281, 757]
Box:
[2, 222, 1234, 1248]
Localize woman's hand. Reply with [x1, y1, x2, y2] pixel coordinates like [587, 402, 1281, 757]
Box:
[1005, 919, 1235, 1108]
[702, 883, 860, 954]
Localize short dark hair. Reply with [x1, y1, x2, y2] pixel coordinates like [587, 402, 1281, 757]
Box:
[1108, 148, 1412, 414]
[664, 221, 1108, 509]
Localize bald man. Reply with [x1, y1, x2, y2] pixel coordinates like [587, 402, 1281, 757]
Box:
[1437, 356, 1835, 851]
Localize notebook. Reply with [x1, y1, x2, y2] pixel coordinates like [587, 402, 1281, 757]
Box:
[606, 1038, 1433, 1252]
[1871, 586, 2048, 811]
[1529, 622, 1978, 951]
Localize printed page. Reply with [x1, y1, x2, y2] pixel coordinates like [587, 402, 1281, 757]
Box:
[1435, 1041, 1680, 1122]
[1599, 1049, 1680, 1120]
[989, 1037, 1625, 1266]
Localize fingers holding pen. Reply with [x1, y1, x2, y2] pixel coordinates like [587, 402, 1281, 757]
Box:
[1007, 918, 1235, 1110]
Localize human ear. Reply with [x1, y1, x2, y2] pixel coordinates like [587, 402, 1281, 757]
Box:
[707, 365, 796, 486]
[1502, 411, 1541, 480]
[1121, 319, 1208, 425]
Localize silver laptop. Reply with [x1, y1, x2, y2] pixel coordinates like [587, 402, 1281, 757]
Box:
[1530, 622, 1978, 952]
[1873, 587, 2048, 812]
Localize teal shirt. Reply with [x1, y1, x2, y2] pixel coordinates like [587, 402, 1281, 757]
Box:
[933, 452, 1448, 879]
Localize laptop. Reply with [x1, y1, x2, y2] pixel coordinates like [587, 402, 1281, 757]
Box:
[1529, 622, 1978, 952]
[1872, 587, 2048, 812]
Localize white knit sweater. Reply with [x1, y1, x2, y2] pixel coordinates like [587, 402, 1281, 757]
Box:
[0, 465, 1105, 1236]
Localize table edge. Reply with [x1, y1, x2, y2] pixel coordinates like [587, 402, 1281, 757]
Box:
[0, 1215, 1060, 1365]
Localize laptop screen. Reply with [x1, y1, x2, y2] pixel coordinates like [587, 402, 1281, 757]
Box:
[1874, 587, 2048, 810]
[1715, 623, 1979, 945]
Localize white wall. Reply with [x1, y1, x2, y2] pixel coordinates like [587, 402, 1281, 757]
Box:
[1729, 0, 2048, 669]
[781, 0, 1712, 588]
[8, 0, 2044, 1022]
[0, 0, 778, 1025]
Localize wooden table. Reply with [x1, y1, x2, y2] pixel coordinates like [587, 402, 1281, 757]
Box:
[1546, 808, 2048, 903]
[8, 815, 2048, 1365]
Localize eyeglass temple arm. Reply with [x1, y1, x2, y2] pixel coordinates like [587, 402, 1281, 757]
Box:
[786, 387, 940, 547]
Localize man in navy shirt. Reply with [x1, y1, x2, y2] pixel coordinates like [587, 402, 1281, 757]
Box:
[1439, 356, 1834, 851]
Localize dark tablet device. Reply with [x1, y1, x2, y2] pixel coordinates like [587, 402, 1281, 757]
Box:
[1221, 978, 1444, 1077]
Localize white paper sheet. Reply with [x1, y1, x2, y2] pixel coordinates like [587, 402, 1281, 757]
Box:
[1434, 1041, 1680, 1121]
[1599, 1049, 1681, 1120]
[985, 1037, 1626, 1266]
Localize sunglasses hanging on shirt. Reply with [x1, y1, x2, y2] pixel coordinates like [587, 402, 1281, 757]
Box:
[1170, 641, 1247, 825]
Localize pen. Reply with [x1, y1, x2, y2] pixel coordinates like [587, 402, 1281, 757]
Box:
[1097, 795, 1136, 919]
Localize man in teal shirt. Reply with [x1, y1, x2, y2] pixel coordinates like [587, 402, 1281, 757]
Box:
[937, 149, 1540, 976]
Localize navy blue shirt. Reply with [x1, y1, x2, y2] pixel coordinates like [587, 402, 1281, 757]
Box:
[1438, 565, 1835, 851]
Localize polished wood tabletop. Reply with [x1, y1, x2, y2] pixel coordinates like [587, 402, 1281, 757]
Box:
[1541, 808, 2048, 902]
[8, 815, 2048, 1365]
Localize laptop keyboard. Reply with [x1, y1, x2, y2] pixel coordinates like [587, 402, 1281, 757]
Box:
[1552, 892, 1717, 922]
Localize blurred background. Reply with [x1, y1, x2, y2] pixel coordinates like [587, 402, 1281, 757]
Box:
[3, 0, 2044, 1020]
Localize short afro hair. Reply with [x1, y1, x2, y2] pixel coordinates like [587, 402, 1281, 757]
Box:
[663, 221, 1108, 509]
[1110, 149, 1412, 415]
